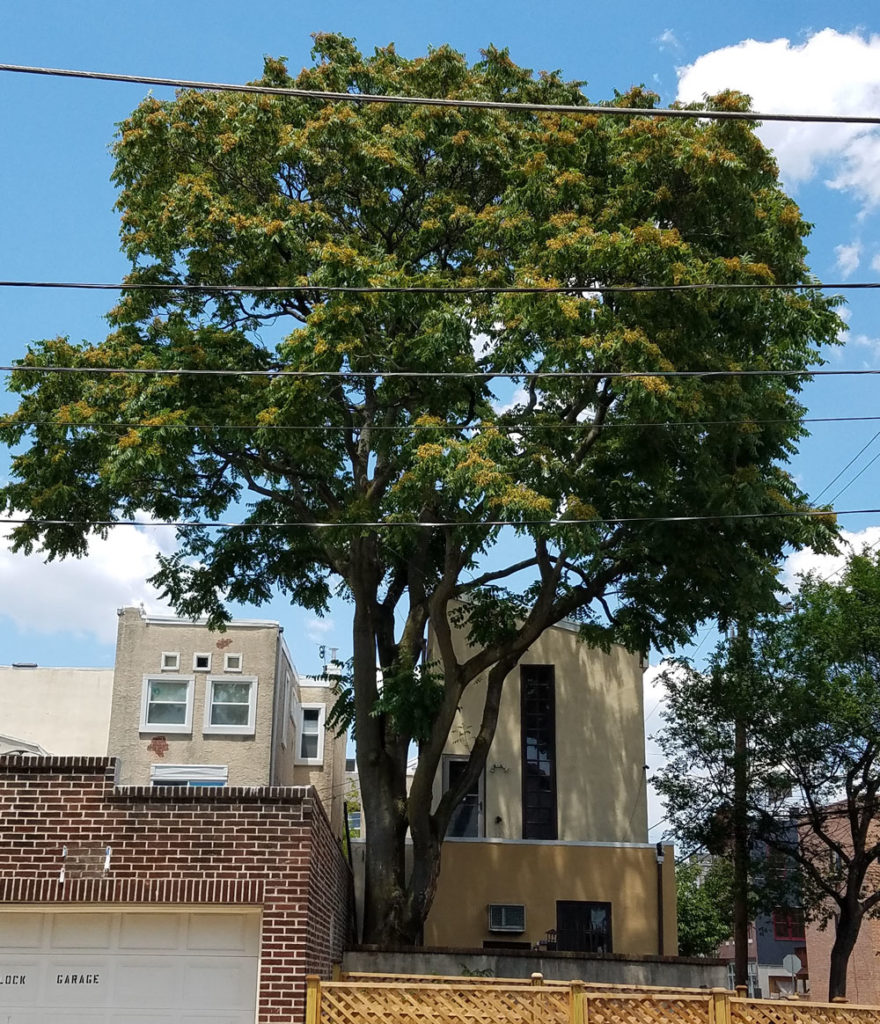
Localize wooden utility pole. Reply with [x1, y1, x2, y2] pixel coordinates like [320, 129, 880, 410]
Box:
[732, 710, 749, 988]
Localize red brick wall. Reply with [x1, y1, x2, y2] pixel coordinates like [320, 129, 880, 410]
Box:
[807, 915, 880, 1005]
[0, 755, 350, 1023]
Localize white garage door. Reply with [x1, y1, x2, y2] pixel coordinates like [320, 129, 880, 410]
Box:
[0, 909, 260, 1024]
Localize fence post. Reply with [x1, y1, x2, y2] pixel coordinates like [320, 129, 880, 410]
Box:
[331, 962, 343, 981]
[531, 973, 544, 985]
[710, 988, 731, 1024]
[570, 980, 586, 1024]
[305, 974, 321, 1024]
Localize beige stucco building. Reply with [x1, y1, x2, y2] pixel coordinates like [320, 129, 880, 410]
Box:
[398, 616, 675, 955]
[1, 607, 347, 834]
[107, 607, 347, 833]
[0, 665, 113, 755]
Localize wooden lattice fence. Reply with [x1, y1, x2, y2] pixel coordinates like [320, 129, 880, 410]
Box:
[305, 976, 880, 1024]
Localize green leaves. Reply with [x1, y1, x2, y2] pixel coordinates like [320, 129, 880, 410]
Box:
[2, 35, 844, 697]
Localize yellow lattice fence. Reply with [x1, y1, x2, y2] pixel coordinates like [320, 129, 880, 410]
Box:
[306, 978, 880, 1024]
[730, 999, 880, 1024]
[339, 970, 710, 994]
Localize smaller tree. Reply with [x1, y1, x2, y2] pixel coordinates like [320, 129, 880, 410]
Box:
[675, 857, 734, 957]
[754, 551, 880, 1001]
[653, 633, 792, 986]
[657, 550, 880, 1000]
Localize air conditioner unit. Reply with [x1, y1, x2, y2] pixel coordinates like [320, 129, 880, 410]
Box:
[488, 904, 526, 933]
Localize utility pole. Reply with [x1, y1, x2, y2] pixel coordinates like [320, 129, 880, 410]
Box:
[727, 623, 751, 992]
[732, 706, 749, 990]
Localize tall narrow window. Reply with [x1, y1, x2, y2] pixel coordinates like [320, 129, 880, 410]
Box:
[521, 665, 557, 840]
[296, 704, 326, 765]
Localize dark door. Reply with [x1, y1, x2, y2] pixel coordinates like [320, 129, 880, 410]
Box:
[445, 757, 482, 837]
[556, 901, 613, 953]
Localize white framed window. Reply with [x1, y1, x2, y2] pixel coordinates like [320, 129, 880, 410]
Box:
[296, 703, 326, 765]
[223, 652, 243, 673]
[193, 652, 212, 672]
[203, 676, 258, 735]
[160, 651, 180, 672]
[140, 676, 194, 733]
[151, 764, 228, 787]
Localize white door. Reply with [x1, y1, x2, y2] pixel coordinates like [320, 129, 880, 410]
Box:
[0, 910, 260, 1023]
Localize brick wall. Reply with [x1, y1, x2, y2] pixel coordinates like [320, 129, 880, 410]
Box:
[807, 914, 880, 1005]
[0, 755, 350, 1023]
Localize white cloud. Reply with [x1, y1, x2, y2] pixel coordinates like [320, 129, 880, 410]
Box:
[871, 253, 880, 272]
[676, 29, 880, 206]
[656, 29, 681, 53]
[471, 332, 495, 359]
[849, 332, 880, 364]
[492, 386, 530, 416]
[0, 515, 173, 644]
[306, 617, 335, 642]
[780, 525, 880, 590]
[835, 240, 862, 277]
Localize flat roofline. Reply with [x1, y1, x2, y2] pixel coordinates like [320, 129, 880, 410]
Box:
[350, 837, 665, 851]
[140, 613, 281, 629]
[0, 665, 112, 672]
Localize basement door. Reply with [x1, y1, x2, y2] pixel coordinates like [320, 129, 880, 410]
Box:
[0, 909, 260, 1023]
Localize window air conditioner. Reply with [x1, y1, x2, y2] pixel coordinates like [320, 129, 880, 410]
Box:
[488, 904, 526, 933]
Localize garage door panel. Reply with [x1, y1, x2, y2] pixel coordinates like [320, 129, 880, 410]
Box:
[0, 959, 41, 1004]
[0, 913, 43, 948]
[50, 913, 115, 949]
[112, 959, 182, 1007]
[187, 913, 258, 953]
[183, 959, 259, 1009]
[0, 912, 260, 1024]
[119, 913, 182, 950]
[42, 961, 108, 1006]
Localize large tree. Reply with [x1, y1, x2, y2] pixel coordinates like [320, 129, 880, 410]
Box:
[0, 37, 841, 943]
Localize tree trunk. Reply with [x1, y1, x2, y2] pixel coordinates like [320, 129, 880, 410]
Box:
[733, 711, 750, 989]
[828, 903, 862, 1001]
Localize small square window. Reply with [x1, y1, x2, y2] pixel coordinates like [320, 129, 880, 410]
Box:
[296, 704, 326, 765]
[160, 651, 180, 671]
[140, 676, 194, 733]
[224, 652, 243, 673]
[203, 676, 257, 735]
[193, 652, 211, 672]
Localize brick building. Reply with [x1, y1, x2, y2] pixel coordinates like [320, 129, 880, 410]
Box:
[0, 755, 350, 1023]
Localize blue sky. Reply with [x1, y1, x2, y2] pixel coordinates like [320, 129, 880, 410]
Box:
[4, 4, 880, 828]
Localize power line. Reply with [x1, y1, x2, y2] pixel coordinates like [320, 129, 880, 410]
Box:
[0, 506, 863, 531]
[0, 364, 870, 381]
[828, 447, 880, 507]
[813, 429, 880, 503]
[0, 278, 871, 294]
[4, 62, 880, 126]
[9, 413, 880, 433]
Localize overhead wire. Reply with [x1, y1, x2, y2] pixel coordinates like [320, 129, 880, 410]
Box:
[0, 506, 862, 531]
[0, 364, 875, 380]
[4, 62, 880, 126]
[0, 278, 874, 294]
[811, 429, 880, 503]
[827, 448, 880, 506]
[7, 413, 880, 433]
